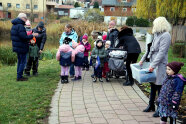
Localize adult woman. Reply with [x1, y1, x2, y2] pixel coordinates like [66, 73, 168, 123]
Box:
[116, 26, 141, 86]
[59, 24, 78, 78]
[140, 17, 171, 117]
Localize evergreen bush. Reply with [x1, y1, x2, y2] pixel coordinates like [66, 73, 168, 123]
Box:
[172, 41, 186, 58]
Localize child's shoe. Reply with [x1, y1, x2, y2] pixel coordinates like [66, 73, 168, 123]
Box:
[64, 76, 69, 83]
[78, 76, 82, 80]
[24, 72, 30, 76]
[61, 76, 65, 84]
[71, 76, 78, 81]
[92, 77, 97, 82]
[99, 78, 103, 82]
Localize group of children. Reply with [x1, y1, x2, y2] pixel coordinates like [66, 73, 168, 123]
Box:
[56, 34, 111, 83]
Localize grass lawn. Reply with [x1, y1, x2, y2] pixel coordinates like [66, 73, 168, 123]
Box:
[0, 59, 60, 123]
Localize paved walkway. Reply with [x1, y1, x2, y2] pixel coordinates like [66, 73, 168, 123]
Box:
[49, 69, 160, 124]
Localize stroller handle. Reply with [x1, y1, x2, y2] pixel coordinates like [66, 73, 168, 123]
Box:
[108, 48, 126, 51]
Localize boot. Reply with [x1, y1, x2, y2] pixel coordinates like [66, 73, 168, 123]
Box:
[99, 78, 103, 82]
[71, 76, 78, 81]
[143, 104, 155, 112]
[160, 120, 167, 124]
[78, 76, 82, 80]
[82, 67, 85, 71]
[61, 76, 65, 84]
[153, 110, 160, 117]
[123, 80, 134, 86]
[92, 77, 97, 82]
[64, 76, 69, 83]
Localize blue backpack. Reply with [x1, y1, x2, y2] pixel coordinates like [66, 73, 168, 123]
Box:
[60, 51, 72, 66]
[74, 52, 84, 66]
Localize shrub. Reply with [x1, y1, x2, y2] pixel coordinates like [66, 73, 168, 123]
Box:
[135, 18, 149, 27]
[126, 17, 135, 26]
[40, 49, 58, 60]
[0, 46, 17, 65]
[59, 16, 72, 23]
[84, 9, 104, 23]
[172, 41, 186, 58]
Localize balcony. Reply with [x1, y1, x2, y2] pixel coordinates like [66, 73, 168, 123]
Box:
[46, 0, 57, 6]
[0, 6, 3, 11]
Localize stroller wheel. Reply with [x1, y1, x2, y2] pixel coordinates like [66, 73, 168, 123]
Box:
[115, 75, 119, 79]
[106, 72, 110, 82]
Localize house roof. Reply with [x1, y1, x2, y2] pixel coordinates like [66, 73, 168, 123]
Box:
[90, 0, 102, 6]
[55, 5, 74, 9]
[102, 0, 136, 7]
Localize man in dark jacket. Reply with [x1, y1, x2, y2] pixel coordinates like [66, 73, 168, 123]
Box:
[32, 21, 47, 74]
[106, 21, 119, 48]
[11, 13, 38, 81]
[116, 26, 141, 86]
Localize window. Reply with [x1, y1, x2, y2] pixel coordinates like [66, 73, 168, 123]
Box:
[121, 0, 127, 2]
[26, 13, 30, 18]
[123, 8, 127, 12]
[7, 3, 11, 8]
[16, 4, 20, 8]
[34, 5, 38, 9]
[34, 14, 38, 18]
[0, 3, 2, 7]
[26, 4, 30, 9]
[110, 7, 115, 12]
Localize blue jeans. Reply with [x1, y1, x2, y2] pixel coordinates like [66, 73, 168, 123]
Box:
[17, 53, 27, 79]
[70, 63, 74, 76]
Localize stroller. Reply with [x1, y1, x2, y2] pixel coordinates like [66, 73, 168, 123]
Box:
[107, 48, 128, 82]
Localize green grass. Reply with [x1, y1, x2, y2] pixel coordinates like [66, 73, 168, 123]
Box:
[0, 59, 60, 123]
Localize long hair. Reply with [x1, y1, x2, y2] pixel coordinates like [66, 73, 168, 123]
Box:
[152, 17, 171, 34]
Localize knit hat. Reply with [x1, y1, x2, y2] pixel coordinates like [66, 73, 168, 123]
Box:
[109, 21, 116, 26]
[18, 13, 27, 19]
[102, 35, 107, 41]
[63, 37, 72, 44]
[72, 41, 78, 48]
[82, 35, 88, 40]
[37, 21, 44, 29]
[25, 20, 31, 26]
[167, 61, 184, 74]
[105, 40, 111, 45]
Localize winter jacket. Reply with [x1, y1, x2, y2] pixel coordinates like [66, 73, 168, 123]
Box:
[91, 46, 106, 68]
[106, 28, 119, 48]
[11, 18, 33, 54]
[116, 28, 141, 54]
[59, 29, 78, 47]
[32, 26, 47, 51]
[29, 44, 39, 60]
[141, 32, 171, 85]
[80, 42, 91, 56]
[157, 74, 186, 118]
[72, 45, 85, 66]
[56, 44, 73, 62]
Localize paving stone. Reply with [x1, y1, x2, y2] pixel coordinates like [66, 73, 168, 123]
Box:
[75, 117, 91, 123]
[102, 110, 116, 114]
[90, 118, 107, 123]
[59, 111, 73, 117]
[74, 114, 88, 118]
[134, 115, 152, 122]
[73, 109, 87, 115]
[88, 112, 103, 118]
[59, 116, 75, 123]
[135, 102, 148, 107]
[107, 119, 123, 124]
[115, 109, 129, 115]
[87, 108, 100, 113]
[103, 113, 118, 119]
[121, 99, 133, 104]
[118, 114, 134, 121]
[99, 106, 113, 111]
[97, 102, 110, 106]
[85, 104, 98, 108]
[123, 120, 139, 124]
[111, 104, 126, 110]
[129, 111, 145, 116]
[109, 100, 121, 105]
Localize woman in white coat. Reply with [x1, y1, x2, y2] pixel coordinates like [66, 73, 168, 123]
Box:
[139, 17, 172, 117]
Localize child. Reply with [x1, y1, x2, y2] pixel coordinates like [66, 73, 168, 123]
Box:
[25, 20, 32, 35]
[102, 40, 111, 81]
[71, 41, 85, 81]
[24, 37, 39, 76]
[91, 40, 106, 82]
[80, 35, 91, 71]
[56, 38, 73, 84]
[157, 61, 185, 124]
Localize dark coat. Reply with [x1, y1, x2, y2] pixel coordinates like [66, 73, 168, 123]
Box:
[11, 18, 33, 54]
[106, 28, 119, 48]
[116, 28, 141, 54]
[32, 26, 47, 50]
[91, 46, 106, 67]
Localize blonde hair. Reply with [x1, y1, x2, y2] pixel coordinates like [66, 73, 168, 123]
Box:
[106, 40, 111, 45]
[152, 17, 171, 34]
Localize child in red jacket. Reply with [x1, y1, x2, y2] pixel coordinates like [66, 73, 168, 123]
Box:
[80, 35, 91, 71]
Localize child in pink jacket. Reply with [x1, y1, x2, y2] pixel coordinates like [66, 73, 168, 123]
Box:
[72, 41, 85, 81]
[80, 35, 91, 71]
[56, 40, 74, 83]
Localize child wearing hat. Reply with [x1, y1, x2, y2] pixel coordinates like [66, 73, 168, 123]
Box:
[91, 40, 106, 82]
[157, 61, 185, 124]
[24, 37, 39, 76]
[56, 38, 73, 84]
[80, 35, 91, 71]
